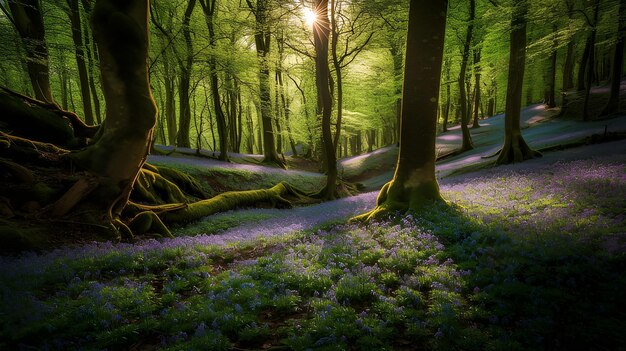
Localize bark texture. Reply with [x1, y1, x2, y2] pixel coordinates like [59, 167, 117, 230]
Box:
[496, 0, 541, 164]
[355, 0, 447, 221]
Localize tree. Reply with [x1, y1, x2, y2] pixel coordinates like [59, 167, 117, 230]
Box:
[582, 0, 601, 121]
[457, 0, 476, 151]
[355, 0, 447, 220]
[312, 0, 338, 199]
[329, 0, 373, 154]
[66, 0, 95, 125]
[600, 0, 625, 116]
[7, 0, 53, 102]
[495, 0, 541, 164]
[246, 0, 285, 168]
[199, 0, 229, 161]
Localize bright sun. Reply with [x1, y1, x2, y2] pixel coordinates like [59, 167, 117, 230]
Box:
[303, 8, 317, 26]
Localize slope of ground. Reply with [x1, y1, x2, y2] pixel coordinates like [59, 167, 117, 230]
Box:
[349, 105, 626, 190]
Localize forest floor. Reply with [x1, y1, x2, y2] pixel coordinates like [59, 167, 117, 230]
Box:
[1, 99, 625, 349]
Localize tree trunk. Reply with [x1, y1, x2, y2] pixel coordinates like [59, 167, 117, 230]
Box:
[199, 0, 229, 161]
[275, 39, 298, 156]
[245, 0, 284, 167]
[546, 24, 558, 108]
[389, 40, 403, 145]
[562, 0, 576, 92]
[601, 0, 625, 116]
[71, 0, 157, 234]
[8, 0, 53, 102]
[458, 0, 475, 151]
[582, 0, 601, 121]
[67, 0, 95, 125]
[577, 36, 592, 91]
[496, 0, 541, 164]
[472, 48, 481, 128]
[313, 0, 337, 199]
[330, 0, 342, 155]
[82, 17, 102, 124]
[355, 0, 447, 221]
[175, 0, 196, 148]
[443, 58, 451, 132]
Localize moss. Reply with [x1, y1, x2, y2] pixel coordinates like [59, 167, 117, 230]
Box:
[128, 211, 172, 238]
[160, 182, 306, 224]
[155, 165, 207, 198]
[353, 179, 446, 222]
[133, 169, 188, 205]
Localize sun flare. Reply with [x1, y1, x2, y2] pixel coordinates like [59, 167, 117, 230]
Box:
[303, 8, 317, 26]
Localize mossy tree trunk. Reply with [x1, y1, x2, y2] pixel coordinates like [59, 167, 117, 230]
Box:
[355, 0, 447, 221]
[313, 0, 338, 200]
[496, 0, 541, 164]
[8, 0, 53, 102]
[71, 0, 157, 230]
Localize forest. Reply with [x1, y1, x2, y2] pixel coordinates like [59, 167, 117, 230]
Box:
[0, 0, 625, 349]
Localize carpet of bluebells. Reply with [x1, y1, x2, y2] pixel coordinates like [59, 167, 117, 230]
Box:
[1, 159, 625, 350]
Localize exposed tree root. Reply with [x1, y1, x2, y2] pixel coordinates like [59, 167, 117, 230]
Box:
[0, 158, 34, 184]
[0, 87, 98, 146]
[49, 176, 99, 217]
[310, 179, 359, 201]
[495, 134, 542, 164]
[133, 169, 189, 205]
[159, 182, 310, 224]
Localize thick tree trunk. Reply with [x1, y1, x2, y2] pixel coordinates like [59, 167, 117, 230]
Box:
[458, 0, 475, 151]
[8, 0, 53, 102]
[601, 0, 625, 116]
[67, 0, 95, 125]
[355, 0, 447, 221]
[496, 0, 541, 164]
[313, 0, 337, 199]
[71, 0, 157, 233]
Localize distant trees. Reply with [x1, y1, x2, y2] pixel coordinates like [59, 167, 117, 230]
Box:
[601, 0, 625, 116]
[0, 0, 623, 167]
[7, 0, 53, 102]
